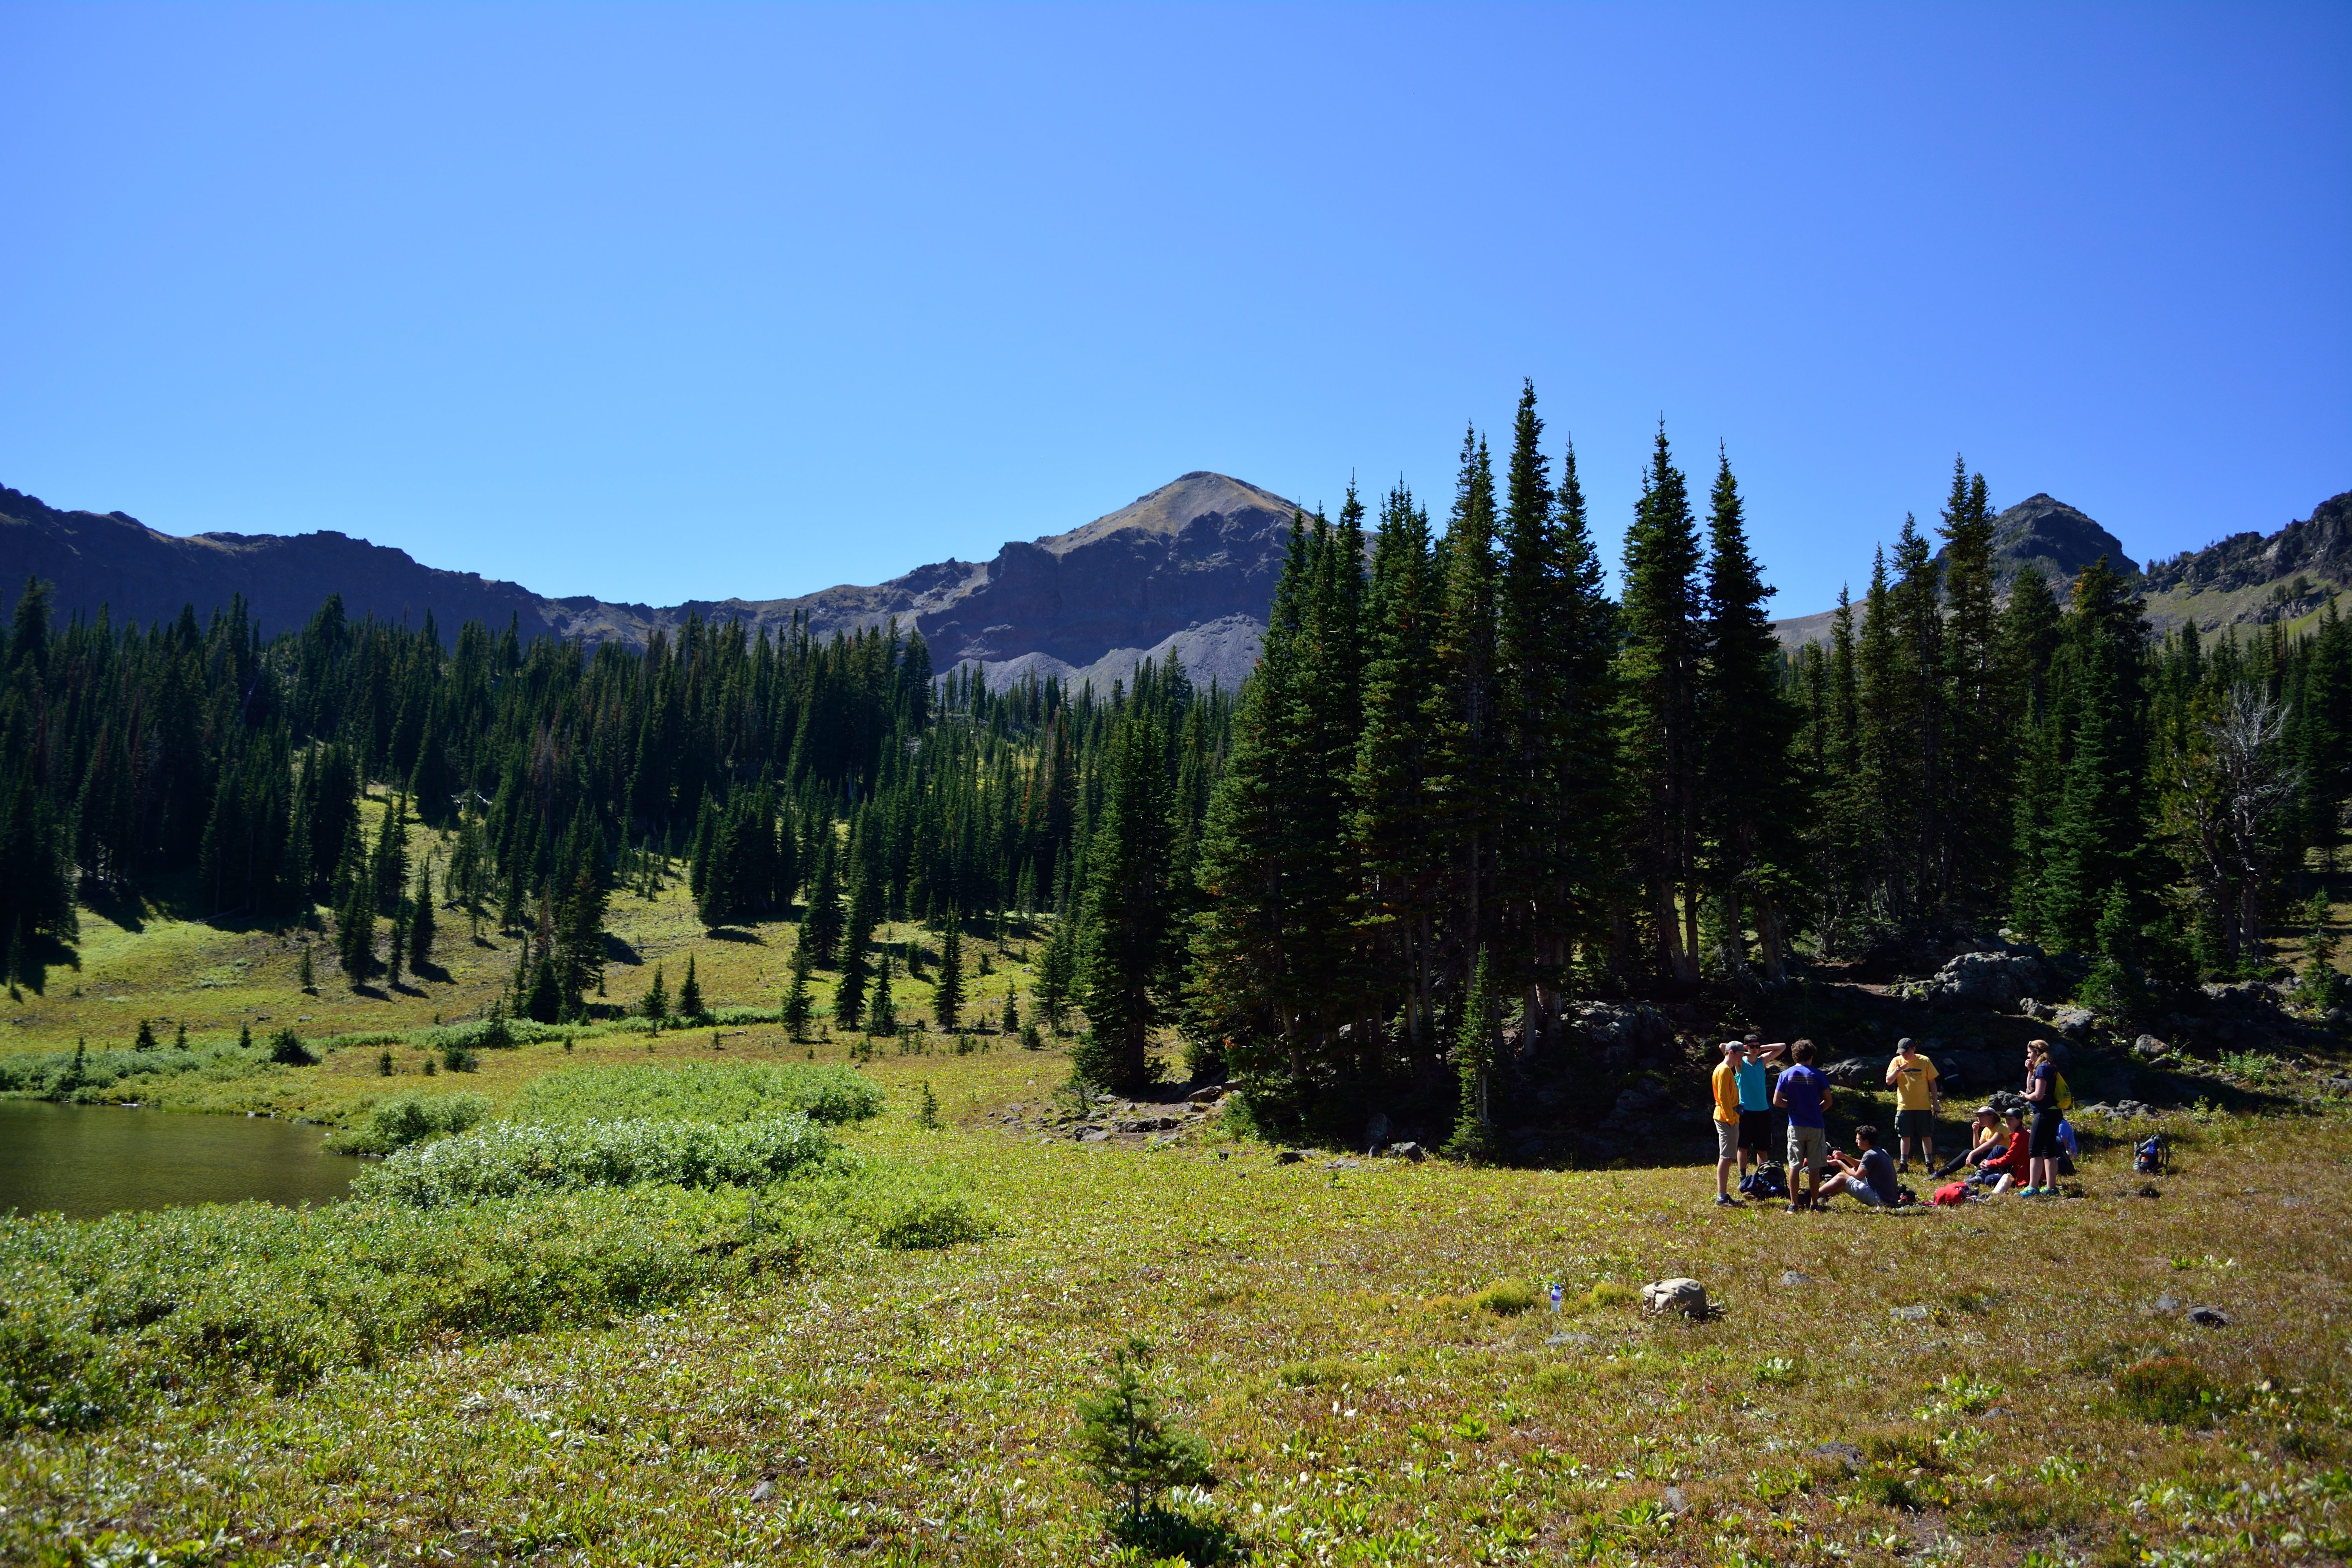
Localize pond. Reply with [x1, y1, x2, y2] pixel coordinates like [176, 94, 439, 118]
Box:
[0, 1099, 361, 1220]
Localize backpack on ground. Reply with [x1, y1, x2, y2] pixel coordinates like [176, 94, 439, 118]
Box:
[1931, 1181, 1971, 1207]
[1742, 1163, 1789, 1200]
[2134, 1134, 2169, 1175]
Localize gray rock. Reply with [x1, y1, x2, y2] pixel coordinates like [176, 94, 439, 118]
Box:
[1661, 1485, 1687, 1515]
[1276, 1148, 1305, 1163]
[1185, 1082, 1226, 1103]
[1780, 1270, 1811, 1287]
[1920, 949, 2051, 1011]
[2049, 1006, 2098, 1038]
[2133, 1034, 2169, 1060]
[2187, 1305, 2231, 1328]
[1641, 1278, 1709, 1318]
[748, 1480, 773, 1502]
[1812, 1441, 1864, 1471]
[1889, 1305, 1932, 1321]
[1545, 1331, 1593, 1348]
[1823, 1057, 1881, 1088]
[1568, 1002, 1675, 1060]
[1387, 1140, 1425, 1162]
[2149, 1295, 2178, 1315]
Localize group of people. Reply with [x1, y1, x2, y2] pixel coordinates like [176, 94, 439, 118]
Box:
[1710, 1032, 2076, 1210]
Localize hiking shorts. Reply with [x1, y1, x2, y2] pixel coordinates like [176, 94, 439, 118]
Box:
[1738, 1109, 1776, 1154]
[1894, 1108, 1935, 1140]
[1715, 1119, 1739, 1161]
[1848, 1181, 1890, 1208]
[1787, 1124, 1828, 1181]
[2030, 1107, 2063, 1158]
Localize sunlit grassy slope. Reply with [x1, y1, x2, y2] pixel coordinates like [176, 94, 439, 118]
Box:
[4, 797, 2351, 1563]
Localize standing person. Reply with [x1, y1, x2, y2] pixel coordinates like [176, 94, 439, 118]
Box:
[2022, 1039, 2063, 1196]
[1773, 1039, 1833, 1211]
[1736, 1034, 1787, 1183]
[1883, 1037, 1941, 1172]
[1710, 1041, 1744, 1206]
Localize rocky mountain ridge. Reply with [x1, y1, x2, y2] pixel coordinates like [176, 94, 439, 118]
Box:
[0, 472, 1301, 693]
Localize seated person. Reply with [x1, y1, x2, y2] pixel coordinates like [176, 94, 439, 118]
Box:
[1932, 1106, 2007, 1178]
[1819, 1124, 1903, 1208]
[1970, 1110, 2032, 1192]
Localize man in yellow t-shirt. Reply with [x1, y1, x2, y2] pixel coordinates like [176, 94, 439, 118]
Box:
[1882, 1036, 1940, 1172]
[1711, 1040, 1744, 1206]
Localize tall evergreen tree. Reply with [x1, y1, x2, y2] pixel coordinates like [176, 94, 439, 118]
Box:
[1614, 424, 1705, 982]
[1076, 716, 1177, 1092]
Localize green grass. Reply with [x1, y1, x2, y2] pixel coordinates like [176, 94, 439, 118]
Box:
[5, 863, 2352, 1562]
[510, 1060, 883, 1127]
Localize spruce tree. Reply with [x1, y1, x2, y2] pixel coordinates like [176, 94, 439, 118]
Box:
[1614, 424, 1704, 982]
[782, 943, 814, 1039]
[298, 944, 316, 993]
[677, 953, 704, 1020]
[386, 904, 407, 988]
[870, 952, 897, 1035]
[339, 869, 377, 987]
[1074, 1338, 1216, 1528]
[1696, 446, 1799, 980]
[934, 921, 964, 1032]
[409, 861, 437, 971]
[641, 962, 670, 1024]
[1938, 459, 2007, 912]
[1037, 916, 1075, 1032]
[1075, 716, 1177, 1092]
[1443, 947, 1498, 1161]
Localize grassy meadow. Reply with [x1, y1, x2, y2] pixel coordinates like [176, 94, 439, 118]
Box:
[3, 811, 2350, 1564]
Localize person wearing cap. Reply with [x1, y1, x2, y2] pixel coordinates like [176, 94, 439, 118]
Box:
[1734, 1033, 1786, 1183]
[1882, 1036, 1940, 1173]
[1931, 1105, 2007, 1179]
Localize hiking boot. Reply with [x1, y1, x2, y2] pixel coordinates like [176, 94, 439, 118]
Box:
[1715, 1194, 1737, 1207]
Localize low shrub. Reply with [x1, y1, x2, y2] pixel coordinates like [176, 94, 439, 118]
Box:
[352, 1114, 837, 1207]
[510, 1062, 884, 1127]
[0, 1184, 803, 1432]
[1278, 1356, 1372, 1388]
[1473, 1278, 1539, 1315]
[873, 1194, 997, 1250]
[0, 1041, 263, 1100]
[323, 1091, 493, 1156]
[2116, 1355, 2216, 1425]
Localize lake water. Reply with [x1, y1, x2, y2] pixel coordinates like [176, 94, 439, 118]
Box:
[0, 1100, 361, 1220]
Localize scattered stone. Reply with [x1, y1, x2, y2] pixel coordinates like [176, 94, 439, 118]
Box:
[1079, 1129, 1110, 1143]
[1276, 1149, 1305, 1164]
[1822, 1057, 1880, 1088]
[1546, 1331, 1594, 1348]
[1186, 1083, 1226, 1103]
[2132, 1034, 2168, 1060]
[1779, 1270, 1811, 1288]
[1811, 1441, 1864, 1471]
[2187, 1305, 2231, 1328]
[1641, 1278, 1709, 1318]
[1387, 1141, 1425, 1162]
[1889, 1305, 1932, 1321]
[748, 1480, 773, 1502]
[1661, 1485, 1687, 1515]
[2138, 1184, 2163, 1198]
[1323, 1159, 1363, 1171]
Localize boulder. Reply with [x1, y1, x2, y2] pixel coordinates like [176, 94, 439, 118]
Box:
[1918, 949, 2051, 1011]
[1387, 1140, 1426, 1161]
[1568, 1003, 1675, 1062]
[1823, 1056, 1881, 1088]
[2187, 1305, 2231, 1328]
[2049, 1006, 2098, 1039]
[1641, 1278, 1709, 1318]
[1612, 1079, 1674, 1118]
[2132, 1034, 2169, 1060]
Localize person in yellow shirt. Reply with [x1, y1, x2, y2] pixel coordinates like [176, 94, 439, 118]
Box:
[1882, 1036, 1940, 1172]
[1711, 1040, 1744, 1206]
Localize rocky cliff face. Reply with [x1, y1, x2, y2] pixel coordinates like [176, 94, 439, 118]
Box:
[2143, 490, 2351, 596]
[0, 471, 1301, 693]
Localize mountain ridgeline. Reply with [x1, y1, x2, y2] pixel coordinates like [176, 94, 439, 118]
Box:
[0, 401, 2346, 1145]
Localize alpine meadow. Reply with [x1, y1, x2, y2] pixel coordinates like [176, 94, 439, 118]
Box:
[3, 386, 2349, 1567]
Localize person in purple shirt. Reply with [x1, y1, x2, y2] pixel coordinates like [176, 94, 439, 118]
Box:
[1772, 1038, 1834, 1210]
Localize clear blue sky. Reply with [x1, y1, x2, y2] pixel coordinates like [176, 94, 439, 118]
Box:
[3, 3, 2346, 617]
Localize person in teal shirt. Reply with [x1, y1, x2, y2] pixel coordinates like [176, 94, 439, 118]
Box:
[1733, 1034, 1786, 1183]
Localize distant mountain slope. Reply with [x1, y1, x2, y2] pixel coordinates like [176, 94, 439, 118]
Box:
[0, 472, 1301, 693]
[1773, 488, 2347, 648]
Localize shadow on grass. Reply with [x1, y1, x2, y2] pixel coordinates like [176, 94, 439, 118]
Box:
[703, 927, 765, 944]
[602, 934, 643, 965]
[409, 961, 454, 985]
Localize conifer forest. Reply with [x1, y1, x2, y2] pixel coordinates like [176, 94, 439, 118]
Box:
[2, 384, 2345, 1140]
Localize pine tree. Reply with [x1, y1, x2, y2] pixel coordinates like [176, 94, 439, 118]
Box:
[933, 921, 964, 1032]
[525, 955, 563, 1023]
[870, 952, 897, 1035]
[782, 942, 814, 1039]
[1444, 947, 1498, 1160]
[1695, 446, 1799, 980]
[677, 953, 704, 1020]
[1615, 424, 1705, 983]
[641, 962, 670, 1024]
[1074, 1338, 1216, 1527]
[298, 944, 316, 993]
[409, 860, 437, 971]
[339, 869, 377, 987]
[1037, 916, 1075, 1032]
[134, 1018, 158, 1051]
[386, 903, 408, 988]
[1938, 459, 2008, 912]
[1002, 986, 1020, 1036]
[1075, 717, 1176, 1092]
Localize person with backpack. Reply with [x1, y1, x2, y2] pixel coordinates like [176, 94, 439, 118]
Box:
[1882, 1036, 1940, 1172]
[1773, 1038, 1833, 1210]
[2021, 1039, 2067, 1196]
